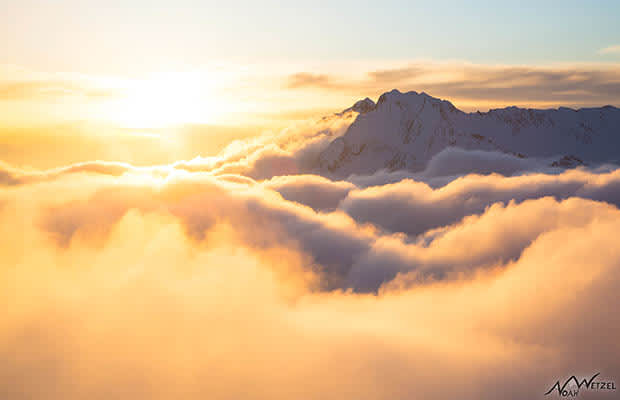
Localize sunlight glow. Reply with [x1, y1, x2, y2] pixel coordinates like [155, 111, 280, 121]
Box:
[108, 72, 218, 129]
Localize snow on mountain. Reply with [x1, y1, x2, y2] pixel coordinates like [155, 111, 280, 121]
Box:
[318, 89, 620, 177]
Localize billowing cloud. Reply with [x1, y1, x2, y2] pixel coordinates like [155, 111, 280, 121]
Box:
[1, 165, 619, 399]
[340, 165, 620, 237]
[174, 110, 357, 180]
[421, 147, 548, 178]
[263, 174, 355, 212]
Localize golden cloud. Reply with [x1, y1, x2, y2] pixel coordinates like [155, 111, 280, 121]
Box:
[1, 159, 619, 399]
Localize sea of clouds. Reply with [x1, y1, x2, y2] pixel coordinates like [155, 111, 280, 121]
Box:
[1, 111, 619, 399]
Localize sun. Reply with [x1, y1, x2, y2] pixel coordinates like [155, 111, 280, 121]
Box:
[109, 72, 217, 129]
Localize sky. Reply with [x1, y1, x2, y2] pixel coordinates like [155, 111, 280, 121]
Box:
[3, 0, 620, 70]
[1, 0, 619, 166]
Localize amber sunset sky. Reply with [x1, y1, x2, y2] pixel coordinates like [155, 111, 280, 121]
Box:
[2, 0, 620, 167]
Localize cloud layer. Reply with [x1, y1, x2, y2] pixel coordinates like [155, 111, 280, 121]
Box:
[1, 144, 620, 399]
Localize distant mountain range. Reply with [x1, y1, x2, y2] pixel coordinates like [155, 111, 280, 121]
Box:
[318, 89, 620, 177]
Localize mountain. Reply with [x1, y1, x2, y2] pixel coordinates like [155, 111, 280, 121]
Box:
[318, 89, 620, 177]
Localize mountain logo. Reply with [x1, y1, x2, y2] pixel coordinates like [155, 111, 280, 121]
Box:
[544, 373, 616, 397]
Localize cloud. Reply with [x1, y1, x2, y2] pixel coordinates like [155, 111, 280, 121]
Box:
[255, 148, 546, 213]
[175, 110, 357, 180]
[342, 196, 617, 291]
[8, 159, 620, 294]
[1, 165, 620, 399]
[339, 161, 620, 237]
[0, 80, 116, 100]
[35, 175, 374, 290]
[419, 147, 548, 179]
[285, 72, 334, 89]
[285, 62, 620, 109]
[263, 174, 355, 211]
[599, 45, 620, 55]
[0, 160, 145, 186]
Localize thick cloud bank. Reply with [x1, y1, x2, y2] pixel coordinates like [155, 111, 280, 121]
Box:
[2, 118, 620, 399]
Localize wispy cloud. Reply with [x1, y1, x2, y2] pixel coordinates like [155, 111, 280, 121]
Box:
[284, 62, 620, 110]
[285, 72, 334, 89]
[599, 45, 620, 55]
[0, 80, 117, 100]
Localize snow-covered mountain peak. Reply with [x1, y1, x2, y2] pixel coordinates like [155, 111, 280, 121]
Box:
[371, 90, 460, 120]
[318, 90, 620, 177]
[337, 97, 376, 115]
[351, 97, 376, 113]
